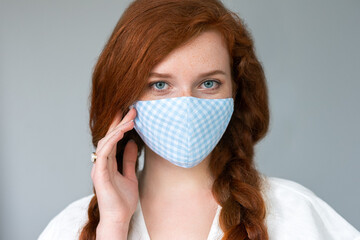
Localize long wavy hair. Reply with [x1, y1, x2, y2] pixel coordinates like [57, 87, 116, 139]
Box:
[80, 0, 270, 239]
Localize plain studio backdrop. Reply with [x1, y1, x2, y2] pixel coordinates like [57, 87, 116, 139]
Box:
[1, 0, 359, 239]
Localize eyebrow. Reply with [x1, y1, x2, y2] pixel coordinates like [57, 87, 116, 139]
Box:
[148, 70, 227, 79]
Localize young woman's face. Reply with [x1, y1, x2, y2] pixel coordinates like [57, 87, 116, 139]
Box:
[139, 30, 233, 101]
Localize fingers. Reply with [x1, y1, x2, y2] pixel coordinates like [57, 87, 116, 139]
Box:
[106, 111, 123, 135]
[95, 120, 135, 173]
[106, 108, 136, 164]
[119, 107, 136, 126]
[123, 140, 138, 182]
[97, 108, 137, 152]
[91, 107, 137, 184]
[107, 108, 137, 145]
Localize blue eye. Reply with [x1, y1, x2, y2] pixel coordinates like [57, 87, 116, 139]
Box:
[201, 80, 220, 89]
[149, 81, 168, 91]
[154, 82, 166, 89]
[203, 80, 214, 88]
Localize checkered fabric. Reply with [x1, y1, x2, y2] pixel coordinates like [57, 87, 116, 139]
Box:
[130, 96, 234, 168]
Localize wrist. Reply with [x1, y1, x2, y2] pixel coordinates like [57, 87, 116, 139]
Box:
[96, 220, 130, 240]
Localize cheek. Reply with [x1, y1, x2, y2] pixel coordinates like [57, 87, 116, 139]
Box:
[137, 91, 151, 101]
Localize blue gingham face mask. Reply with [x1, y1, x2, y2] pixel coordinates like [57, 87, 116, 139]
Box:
[129, 96, 234, 168]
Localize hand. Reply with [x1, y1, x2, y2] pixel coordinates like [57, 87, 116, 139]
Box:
[91, 107, 138, 225]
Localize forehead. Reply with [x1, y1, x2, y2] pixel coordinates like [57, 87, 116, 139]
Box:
[151, 30, 231, 74]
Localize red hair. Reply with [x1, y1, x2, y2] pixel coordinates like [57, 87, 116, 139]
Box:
[80, 0, 270, 239]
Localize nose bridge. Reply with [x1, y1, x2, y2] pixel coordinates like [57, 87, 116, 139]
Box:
[179, 84, 193, 97]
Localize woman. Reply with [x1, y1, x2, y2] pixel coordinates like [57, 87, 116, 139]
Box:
[38, 0, 360, 239]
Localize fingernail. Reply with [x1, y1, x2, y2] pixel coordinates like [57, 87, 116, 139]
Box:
[124, 119, 134, 125]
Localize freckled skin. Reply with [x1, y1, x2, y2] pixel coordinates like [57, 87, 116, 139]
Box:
[139, 29, 233, 100]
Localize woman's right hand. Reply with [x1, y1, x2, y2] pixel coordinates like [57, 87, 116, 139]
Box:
[91, 107, 138, 228]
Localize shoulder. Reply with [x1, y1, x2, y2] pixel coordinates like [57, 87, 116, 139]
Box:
[261, 176, 360, 240]
[38, 193, 94, 240]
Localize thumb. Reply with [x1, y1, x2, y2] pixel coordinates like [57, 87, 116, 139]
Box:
[123, 139, 138, 182]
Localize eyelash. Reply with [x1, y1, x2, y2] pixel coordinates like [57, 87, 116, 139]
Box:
[148, 80, 222, 92]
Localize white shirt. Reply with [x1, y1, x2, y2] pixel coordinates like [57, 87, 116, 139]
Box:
[38, 177, 360, 240]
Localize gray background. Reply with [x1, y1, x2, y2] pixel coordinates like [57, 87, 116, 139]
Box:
[1, 0, 359, 239]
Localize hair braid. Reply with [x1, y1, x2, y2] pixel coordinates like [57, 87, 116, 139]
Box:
[211, 139, 268, 239]
[210, 28, 270, 239]
[79, 188, 99, 240]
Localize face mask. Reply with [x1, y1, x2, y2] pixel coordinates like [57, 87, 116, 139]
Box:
[129, 96, 234, 168]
